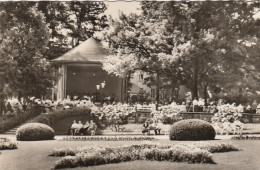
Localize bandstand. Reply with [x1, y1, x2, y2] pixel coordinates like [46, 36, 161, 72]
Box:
[52, 38, 127, 102]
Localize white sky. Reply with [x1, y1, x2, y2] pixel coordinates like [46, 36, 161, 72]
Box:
[104, 2, 141, 19]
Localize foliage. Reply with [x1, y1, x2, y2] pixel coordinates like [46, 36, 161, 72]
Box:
[0, 107, 42, 133]
[231, 135, 260, 140]
[157, 105, 184, 124]
[0, 137, 18, 150]
[37, 1, 108, 60]
[53, 144, 214, 169]
[188, 142, 241, 153]
[161, 116, 181, 124]
[29, 108, 92, 126]
[169, 119, 216, 140]
[60, 136, 156, 142]
[50, 147, 76, 157]
[16, 123, 55, 141]
[51, 142, 240, 169]
[211, 104, 243, 123]
[101, 1, 260, 101]
[0, 2, 57, 102]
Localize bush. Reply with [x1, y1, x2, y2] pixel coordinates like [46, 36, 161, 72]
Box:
[0, 107, 42, 133]
[29, 108, 104, 135]
[0, 137, 18, 150]
[29, 107, 91, 126]
[16, 123, 55, 141]
[169, 119, 216, 141]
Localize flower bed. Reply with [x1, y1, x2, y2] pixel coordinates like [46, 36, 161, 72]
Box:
[211, 104, 243, 123]
[231, 135, 260, 140]
[0, 137, 18, 150]
[50, 142, 240, 169]
[60, 136, 156, 141]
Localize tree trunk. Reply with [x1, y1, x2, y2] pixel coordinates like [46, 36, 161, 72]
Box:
[203, 83, 208, 107]
[156, 74, 160, 109]
[192, 57, 199, 100]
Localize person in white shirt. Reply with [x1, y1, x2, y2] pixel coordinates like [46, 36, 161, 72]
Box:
[68, 120, 78, 135]
[75, 121, 83, 135]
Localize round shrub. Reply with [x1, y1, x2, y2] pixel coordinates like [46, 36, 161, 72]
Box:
[16, 123, 55, 141]
[169, 119, 216, 141]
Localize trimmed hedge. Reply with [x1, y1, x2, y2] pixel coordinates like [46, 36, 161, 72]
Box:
[169, 119, 216, 141]
[28, 108, 106, 135]
[29, 107, 91, 126]
[0, 107, 42, 133]
[16, 123, 55, 141]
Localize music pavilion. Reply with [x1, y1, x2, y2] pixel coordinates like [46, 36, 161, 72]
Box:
[52, 38, 127, 102]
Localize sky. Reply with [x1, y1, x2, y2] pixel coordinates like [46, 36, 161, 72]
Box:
[104, 2, 141, 19]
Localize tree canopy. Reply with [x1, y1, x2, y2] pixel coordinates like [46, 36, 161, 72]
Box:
[0, 2, 56, 105]
[38, 1, 108, 60]
[101, 1, 260, 103]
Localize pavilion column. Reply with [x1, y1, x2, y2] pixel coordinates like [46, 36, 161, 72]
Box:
[57, 63, 67, 100]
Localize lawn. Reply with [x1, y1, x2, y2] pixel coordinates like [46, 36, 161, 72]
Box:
[0, 134, 260, 170]
[102, 123, 260, 135]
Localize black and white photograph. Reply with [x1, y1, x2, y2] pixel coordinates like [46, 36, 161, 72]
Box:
[0, 1, 260, 170]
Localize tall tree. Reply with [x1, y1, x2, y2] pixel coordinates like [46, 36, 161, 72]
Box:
[0, 2, 57, 108]
[102, 1, 260, 104]
[142, 1, 260, 101]
[38, 1, 108, 60]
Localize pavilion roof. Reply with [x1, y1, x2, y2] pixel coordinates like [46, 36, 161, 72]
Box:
[52, 38, 109, 63]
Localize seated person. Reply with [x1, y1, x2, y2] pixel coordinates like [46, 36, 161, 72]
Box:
[142, 121, 150, 135]
[74, 121, 83, 135]
[79, 121, 90, 135]
[88, 120, 97, 136]
[68, 120, 77, 135]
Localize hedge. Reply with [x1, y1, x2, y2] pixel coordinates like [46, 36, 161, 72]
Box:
[16, 123, 55, 141]
[169, 119, 216, 141]
[0, 106, 42, 133]
[29, 107, 92, 126]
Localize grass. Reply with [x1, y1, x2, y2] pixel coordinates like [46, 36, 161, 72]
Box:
[0, 134, 259, 170]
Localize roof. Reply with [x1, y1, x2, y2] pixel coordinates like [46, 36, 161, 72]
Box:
[52, 38, 109, 63]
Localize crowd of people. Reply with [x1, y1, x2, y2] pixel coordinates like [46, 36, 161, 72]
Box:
[1, 96, 96, 116]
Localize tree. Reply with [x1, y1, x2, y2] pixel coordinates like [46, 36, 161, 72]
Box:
[37, 1, 108, 60]
[101, 12, 178, 103]
[141, 1, 260, 102]
[0, 2, 57, 109]
[101, 1, 260, 104]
